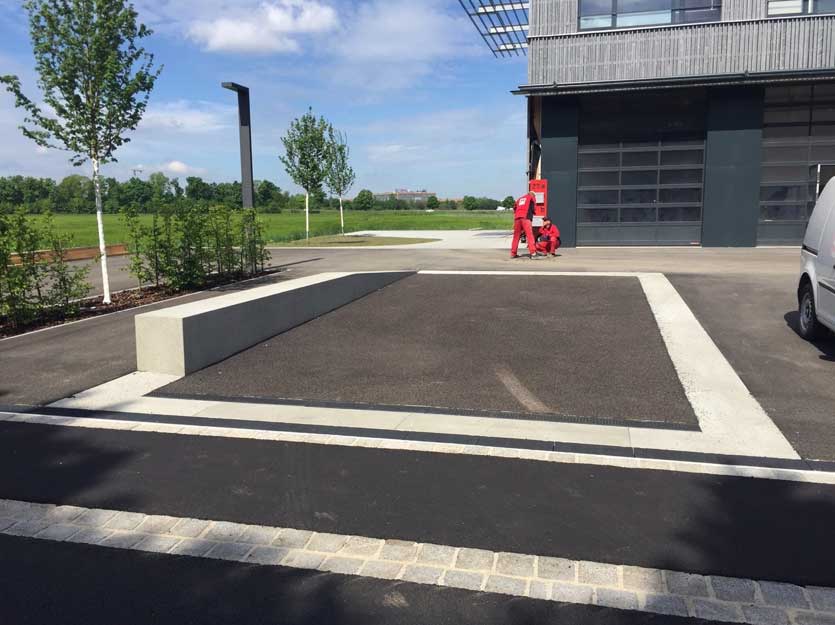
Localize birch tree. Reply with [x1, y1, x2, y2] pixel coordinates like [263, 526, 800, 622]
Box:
[325, 128, 355, 236]
[1, 0, 161, 303]
[279, 109, 332, 241]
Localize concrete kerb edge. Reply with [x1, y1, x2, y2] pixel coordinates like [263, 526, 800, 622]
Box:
[134, 270, 415, 376]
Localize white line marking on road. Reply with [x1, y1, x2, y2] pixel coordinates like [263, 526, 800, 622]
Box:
[1, 497, 831, 625]
[3, 411, 833, 485]
[420, 270, 643, 277]
[495, 366, 551, 413]
[636, 274, 798, 459]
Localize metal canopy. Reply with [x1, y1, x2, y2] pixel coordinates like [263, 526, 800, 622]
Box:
[458, 1, 529, 57]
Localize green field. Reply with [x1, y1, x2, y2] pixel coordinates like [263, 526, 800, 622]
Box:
[36, 211, 514, 247]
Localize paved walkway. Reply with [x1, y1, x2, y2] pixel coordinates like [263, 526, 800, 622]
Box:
[349, 230, 511, 248]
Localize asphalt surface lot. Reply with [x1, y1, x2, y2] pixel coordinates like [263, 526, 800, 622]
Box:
[669, 273, 835, 461]
[0, 271, 299, 407]
[157, 273, 697, 427]
[0, 535, 724, 625]
[3, 421, 834, 586]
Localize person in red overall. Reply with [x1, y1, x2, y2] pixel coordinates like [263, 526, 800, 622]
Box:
[536, 217, 561, 256]
[510, 192, 538, 259]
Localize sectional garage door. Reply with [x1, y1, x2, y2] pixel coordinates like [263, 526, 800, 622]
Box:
[576, 90, 706, 246]
[758, 84, 835, 245]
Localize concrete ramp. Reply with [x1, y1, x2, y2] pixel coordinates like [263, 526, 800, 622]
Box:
[135, 271, 414, 376]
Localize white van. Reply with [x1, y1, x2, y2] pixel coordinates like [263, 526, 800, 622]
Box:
[798, 177, 835, 340]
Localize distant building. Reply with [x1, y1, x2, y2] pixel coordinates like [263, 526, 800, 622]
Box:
[373, 189, 436, 203]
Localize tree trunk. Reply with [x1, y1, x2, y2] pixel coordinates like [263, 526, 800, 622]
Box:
[305, 192, 310, 242]
[339, 196, 344, 235]
[92, 158, 111, 304]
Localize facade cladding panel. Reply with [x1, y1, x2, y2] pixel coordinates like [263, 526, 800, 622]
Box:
[523, 0, 835, 246]
[527, 13, 835, 86]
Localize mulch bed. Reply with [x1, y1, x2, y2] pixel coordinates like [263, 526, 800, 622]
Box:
[0, 269, 281, 339]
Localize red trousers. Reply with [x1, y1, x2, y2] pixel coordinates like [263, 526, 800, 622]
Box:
[511, 218, 536, 257]
[536, 237, 560, 255]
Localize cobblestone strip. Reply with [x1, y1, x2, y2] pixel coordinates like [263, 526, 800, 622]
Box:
[3, 411, 835, 486]
[2, 498, 834, 624]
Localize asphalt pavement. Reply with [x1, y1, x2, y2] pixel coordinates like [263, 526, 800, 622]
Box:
[156, 273, 697, 427]
[29, 247, 831, 460]
[0, 270, 300, 406]
[2, 420, 833, 586]
[669, 273, 835, 461]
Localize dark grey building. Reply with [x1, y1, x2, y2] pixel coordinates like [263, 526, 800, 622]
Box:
[462, 0, 835, 246]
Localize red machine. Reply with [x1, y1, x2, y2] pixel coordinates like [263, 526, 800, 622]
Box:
[529, 179, 548, 228]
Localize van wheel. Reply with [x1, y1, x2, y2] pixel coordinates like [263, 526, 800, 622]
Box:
[798, 283, 823, 340]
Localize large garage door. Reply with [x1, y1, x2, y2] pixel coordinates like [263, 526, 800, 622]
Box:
[758, 83, 835, 245]
[577, 90, 706, 245]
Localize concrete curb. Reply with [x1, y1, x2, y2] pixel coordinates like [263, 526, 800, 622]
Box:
[135, 271, 414, 376]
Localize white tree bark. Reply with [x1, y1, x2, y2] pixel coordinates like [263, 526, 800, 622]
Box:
[339, 195, 344, 235]
[92, 157, 111, 304]
[304, 192, 310, 241]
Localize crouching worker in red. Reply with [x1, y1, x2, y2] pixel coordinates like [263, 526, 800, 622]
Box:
[536, 217, 561, 256]
[511, 191, 538, 259]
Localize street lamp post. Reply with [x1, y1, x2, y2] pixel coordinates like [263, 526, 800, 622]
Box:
[221, 82, 254, 209]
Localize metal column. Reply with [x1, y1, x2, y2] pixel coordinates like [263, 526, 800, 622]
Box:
[221, 82, 254, 209]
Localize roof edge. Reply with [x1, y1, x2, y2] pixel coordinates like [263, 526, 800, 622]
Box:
[513, 69, 835, 96]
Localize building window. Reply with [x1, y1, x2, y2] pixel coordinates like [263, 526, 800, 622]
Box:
[759, 84, 835, 224]
[767, 0, 835, 15]
[578, 0, 721, 30]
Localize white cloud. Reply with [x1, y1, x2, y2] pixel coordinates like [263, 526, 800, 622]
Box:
[159, 160, 206, 175]
[140, 100, 235, 134]
[188, 0, 338, 54]
[330, 0, 476, 90]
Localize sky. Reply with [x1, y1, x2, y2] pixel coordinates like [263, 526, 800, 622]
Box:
[0, 0, 529, 199]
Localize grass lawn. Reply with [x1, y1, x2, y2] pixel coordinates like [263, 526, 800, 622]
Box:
[275, 234, 439, 247]
[37, 210, 514, 248]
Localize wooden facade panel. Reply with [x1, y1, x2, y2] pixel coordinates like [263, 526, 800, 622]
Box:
[528, 15, 835, 85]
[529, 0, 579, 37]
[723, 0, 767, 21]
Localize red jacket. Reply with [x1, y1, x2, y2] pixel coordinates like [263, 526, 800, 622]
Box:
[538, 223, 560, 242]
[514, 193, 536, 220]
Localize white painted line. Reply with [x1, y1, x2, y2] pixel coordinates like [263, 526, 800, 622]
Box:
[636, 274, 798, 459]
[2, 497, 832, 625]
[494, 366, 554, 414]
[420, 270, 645, 277]
[5, 411, 834, 485]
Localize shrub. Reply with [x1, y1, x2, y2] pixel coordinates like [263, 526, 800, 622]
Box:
[0, 209, 90, 329]
[121, 201, 270, 291]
